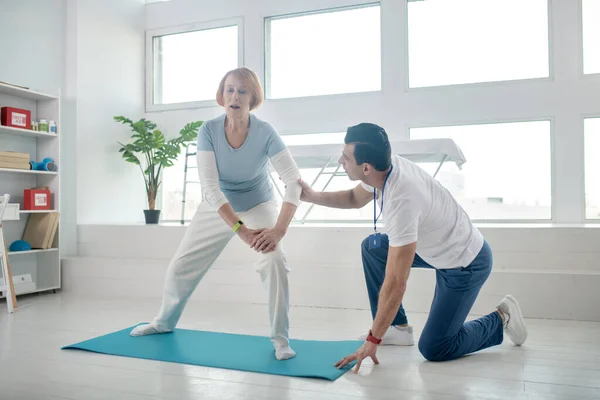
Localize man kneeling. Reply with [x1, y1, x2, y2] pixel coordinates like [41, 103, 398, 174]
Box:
[298, 123, 527, 372]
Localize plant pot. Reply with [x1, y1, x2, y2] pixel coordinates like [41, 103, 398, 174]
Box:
[144, 209, 161, 224]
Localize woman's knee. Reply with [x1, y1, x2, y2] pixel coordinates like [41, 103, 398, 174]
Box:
[255, 248, 289, 273]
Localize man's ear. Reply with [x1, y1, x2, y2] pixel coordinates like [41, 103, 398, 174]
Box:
[362, 163, 372, 175]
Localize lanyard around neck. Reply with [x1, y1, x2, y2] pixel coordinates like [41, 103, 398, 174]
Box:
[373, 165, 393, 232]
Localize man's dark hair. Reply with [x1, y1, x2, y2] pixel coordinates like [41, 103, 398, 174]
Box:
[344, 123, 392, 171]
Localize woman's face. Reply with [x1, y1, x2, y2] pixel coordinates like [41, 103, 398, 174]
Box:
[223, 74, 252, 116]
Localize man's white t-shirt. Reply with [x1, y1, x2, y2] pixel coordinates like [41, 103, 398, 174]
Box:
[361, 154, 484, 270]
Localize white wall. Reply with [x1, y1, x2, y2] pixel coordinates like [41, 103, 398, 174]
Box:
[0, 0, 65, 94]
[0, 0, 79, 256]
[66, 223, 600, 321]
[0, 0, 147, 249]
[74, 0, 146, 224]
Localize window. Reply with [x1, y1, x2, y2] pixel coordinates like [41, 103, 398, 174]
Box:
[280, 132, 346, 146]
[147, 21, 240, 110]
[265, 4, 381, 99]
[410, 121, 552, 220]
[407, 0, 549, 88]
[585, 118, 600, 219]
[272, 165, 372, 223]
[160, 143, 202, 223]
[583, 0, 600, 74]
[272, 132, 372, 222]
[163, 133, 371, 224]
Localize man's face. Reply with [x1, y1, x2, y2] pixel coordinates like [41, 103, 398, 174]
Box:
[338, 143, 365, 181]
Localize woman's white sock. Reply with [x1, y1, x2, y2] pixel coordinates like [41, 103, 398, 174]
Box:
[275, 346, 296, 360]
[129, 323, 171, 336]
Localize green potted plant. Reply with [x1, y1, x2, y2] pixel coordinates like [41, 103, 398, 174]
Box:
[114, 116, 203, 224]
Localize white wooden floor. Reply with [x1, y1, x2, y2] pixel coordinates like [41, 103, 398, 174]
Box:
[1, 292, 600, 400]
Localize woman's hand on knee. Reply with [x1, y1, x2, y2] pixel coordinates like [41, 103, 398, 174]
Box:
[238, 228, 264, 248]
[250, 227, 285, 253]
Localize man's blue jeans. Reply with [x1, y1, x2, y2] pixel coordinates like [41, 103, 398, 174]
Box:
[361, 235, 503, 361]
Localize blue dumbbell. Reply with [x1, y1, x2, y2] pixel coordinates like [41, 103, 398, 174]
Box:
[30, 158, 56, 171]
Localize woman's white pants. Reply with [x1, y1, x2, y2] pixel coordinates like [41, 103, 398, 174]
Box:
[151, 200, 291, 349]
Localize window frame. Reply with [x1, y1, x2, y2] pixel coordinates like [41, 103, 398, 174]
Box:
[408, 117, 556, 223]
[404, 0, 554, 91]
[145, 17, 245, 113]
[263, 2, 382, 100]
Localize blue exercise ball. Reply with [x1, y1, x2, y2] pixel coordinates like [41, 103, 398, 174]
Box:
[9, 240, 31, 252]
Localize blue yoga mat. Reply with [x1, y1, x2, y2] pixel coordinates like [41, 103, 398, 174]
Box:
[62, 324, 363, 381]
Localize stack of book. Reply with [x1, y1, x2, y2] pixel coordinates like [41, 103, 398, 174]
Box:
[22, 212, 59, 249]
[0, 151, 30, 170]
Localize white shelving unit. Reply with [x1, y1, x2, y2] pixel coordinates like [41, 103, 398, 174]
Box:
[0, 81, 61, 300]
[0, 125, 58, 139]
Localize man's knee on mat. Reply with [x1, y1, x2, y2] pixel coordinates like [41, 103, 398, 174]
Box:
[418, 337, 456, 362]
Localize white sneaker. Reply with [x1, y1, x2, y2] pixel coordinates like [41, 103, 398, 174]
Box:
[358, 325, 415, 346]
[497, 295, 528, 346]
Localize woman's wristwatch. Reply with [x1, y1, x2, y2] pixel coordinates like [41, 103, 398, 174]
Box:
[232, 220, 244, 233]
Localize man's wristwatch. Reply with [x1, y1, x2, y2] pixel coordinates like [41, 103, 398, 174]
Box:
[366, 330, 382, 345]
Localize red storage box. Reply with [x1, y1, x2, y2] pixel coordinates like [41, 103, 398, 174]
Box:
[1, 106, 32, 129]
[23, 189, 51, 210]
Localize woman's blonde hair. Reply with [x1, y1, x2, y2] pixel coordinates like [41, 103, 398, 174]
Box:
[216, 67, 264, 111]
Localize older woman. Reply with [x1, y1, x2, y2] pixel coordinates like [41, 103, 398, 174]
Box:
[130, 67, 302, 361]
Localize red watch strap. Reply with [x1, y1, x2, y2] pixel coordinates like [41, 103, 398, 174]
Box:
[366, 330, 382, 345]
